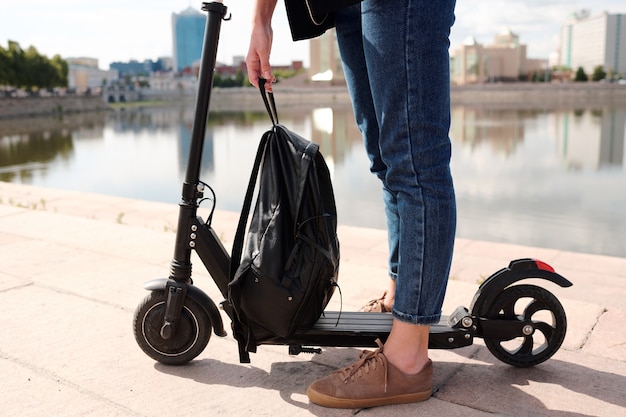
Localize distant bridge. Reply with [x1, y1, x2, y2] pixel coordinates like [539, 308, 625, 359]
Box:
[104, 85, 139, 103]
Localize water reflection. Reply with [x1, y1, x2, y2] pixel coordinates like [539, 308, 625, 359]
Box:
[555, 108, 625, 169]
[449, 105, 625, 257]
[451, 106, 625, 169]
[0, 102, 624, 258]
[0, 130, 73, 182]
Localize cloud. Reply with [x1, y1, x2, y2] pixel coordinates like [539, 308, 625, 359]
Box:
[2, 0, 626, 67]
[451, 0, 626, 57]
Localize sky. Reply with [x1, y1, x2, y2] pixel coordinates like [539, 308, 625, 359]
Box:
[2, 0, 626, 69]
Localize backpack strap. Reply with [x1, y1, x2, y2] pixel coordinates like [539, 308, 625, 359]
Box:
[230, 80, 281, 275]
[228, 129, 270, 360]
[258, 78, 279, 125]
[230, 130, 269, 281]
[228, 80, 282, 359]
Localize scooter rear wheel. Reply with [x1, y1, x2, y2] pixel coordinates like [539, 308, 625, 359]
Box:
[133, 290, 211, 365]
[483, 284, 567, 367]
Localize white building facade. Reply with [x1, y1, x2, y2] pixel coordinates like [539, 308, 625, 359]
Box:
[66, 57, 117, 92]
[559, 11, 626, 76]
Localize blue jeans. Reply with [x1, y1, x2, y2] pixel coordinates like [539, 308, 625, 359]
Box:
[335, 0, 457, 325]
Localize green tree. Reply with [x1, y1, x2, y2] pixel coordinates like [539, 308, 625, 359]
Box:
[7, 41, 26, 88]
[531, 70, 546, 82]
[25, 46, 46, 89]
[50, 54, 68, 87]
[591, 65, 607, 82]
[574, 67, 588, 82]
[213, 69, 246, 88]
[0, 41, 68, 90]
[0, 45, 10, 85]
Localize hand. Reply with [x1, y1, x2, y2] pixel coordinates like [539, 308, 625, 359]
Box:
[246, 24, 276, 92]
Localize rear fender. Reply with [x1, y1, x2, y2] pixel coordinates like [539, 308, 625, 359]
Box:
[469, 258, 572, 317]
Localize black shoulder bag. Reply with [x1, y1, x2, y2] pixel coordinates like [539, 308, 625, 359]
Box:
[284, 0, 363, 41]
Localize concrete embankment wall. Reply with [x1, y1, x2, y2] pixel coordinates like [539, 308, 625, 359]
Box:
[2, 83, 626, 119]
[208, 86, 353, 112]
[451, 83, 626, 108]
[0, 95, 110, 120]
[199, 83, 626, 112]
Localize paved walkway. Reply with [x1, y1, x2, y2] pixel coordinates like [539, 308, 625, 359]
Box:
[1, 181, 624, 417]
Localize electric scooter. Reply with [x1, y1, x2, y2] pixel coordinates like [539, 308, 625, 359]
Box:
[132, 1, 573, 368]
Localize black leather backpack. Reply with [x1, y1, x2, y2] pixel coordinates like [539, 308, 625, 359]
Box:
[228, 81, 340, 357]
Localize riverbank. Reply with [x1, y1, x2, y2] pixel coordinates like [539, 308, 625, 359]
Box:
[451, 82, 626, 108]
[179, 82, 626, 112]
[0, 95, 110, 120]
[2, 82, 626, 119]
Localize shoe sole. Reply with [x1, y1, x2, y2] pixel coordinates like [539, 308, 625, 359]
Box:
[307, 387, 432, 409]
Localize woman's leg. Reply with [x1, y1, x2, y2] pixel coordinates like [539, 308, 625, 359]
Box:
[335, 4, 398, 313]
[337, 0, 456, 325]
[307, 0, 457, 408]
[361, 0, 457, 373]
[361, 0, 456, 325]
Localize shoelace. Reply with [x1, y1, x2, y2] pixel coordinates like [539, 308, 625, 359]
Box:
[336, 339, 389, 392]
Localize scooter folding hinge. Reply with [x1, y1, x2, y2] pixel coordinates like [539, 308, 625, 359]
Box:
[448, 306, 475, 330]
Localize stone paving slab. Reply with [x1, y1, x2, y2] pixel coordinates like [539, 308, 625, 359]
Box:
[1, 182, 625, 417]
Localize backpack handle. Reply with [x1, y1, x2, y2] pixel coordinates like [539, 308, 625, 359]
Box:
[258, 78, 279, 126]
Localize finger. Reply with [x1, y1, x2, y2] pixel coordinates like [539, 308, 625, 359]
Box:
[261, 71, 275, 92]
[246, 53, 261, 88]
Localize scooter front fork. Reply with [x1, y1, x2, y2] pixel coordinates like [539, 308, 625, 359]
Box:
[160, 280, 188, 340]
[159, 182, 203, 338]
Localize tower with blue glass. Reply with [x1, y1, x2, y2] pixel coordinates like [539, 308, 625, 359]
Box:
[171, 7, 206, 72]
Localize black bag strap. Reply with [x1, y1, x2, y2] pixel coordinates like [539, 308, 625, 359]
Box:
[228, 81, 282, 358]
[258, 78, 279, 125]
[228, 128, 270, 359]
[229, 130, 270, 281]
[229, 80, 281, 279]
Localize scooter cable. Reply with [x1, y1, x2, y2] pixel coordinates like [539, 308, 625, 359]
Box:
[198, 181, 217, 227]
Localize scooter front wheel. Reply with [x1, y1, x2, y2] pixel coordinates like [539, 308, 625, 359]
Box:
[483, 284, 567, 367]
[133, 290, 211, 365]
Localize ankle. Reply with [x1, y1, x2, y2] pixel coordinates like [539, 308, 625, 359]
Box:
[381, 289, 395, 311]
[384, 346, 429, 375]
[383, 321, 430, 374]
[381, 296, 394, 312]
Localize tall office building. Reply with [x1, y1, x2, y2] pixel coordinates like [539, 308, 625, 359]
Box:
[559, 10, 626, 75]
[171, 7, 206, 72]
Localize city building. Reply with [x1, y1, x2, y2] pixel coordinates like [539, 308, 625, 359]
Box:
[310, 28, 548, 86]
[171, 7, 206, 73]
[109, 57, 174, 78]
[450, 29, 546, 85]
[558, 10, 626, 76]
[109, 60, 152, 77]
[141, 71, 198, 100]
[66, 57, 117, 92]
[309, 30, 346, 85]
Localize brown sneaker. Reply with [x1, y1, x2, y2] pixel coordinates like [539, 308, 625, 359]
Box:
[307, 340, 432, 409]
[358, 297, 391, 313]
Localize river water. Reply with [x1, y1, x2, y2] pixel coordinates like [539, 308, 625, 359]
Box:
[1, 102, 625, 258]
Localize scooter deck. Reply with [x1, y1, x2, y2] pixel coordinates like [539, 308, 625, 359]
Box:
[271, 311, 473, 350]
